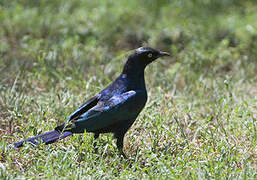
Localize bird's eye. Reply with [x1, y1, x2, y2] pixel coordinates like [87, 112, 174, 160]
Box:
[148, 53, 152, 58]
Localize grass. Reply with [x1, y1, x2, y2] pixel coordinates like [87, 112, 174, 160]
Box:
[0, 0, 257, 179]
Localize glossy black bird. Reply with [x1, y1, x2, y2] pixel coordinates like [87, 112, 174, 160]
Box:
[14, 47, 170, 156]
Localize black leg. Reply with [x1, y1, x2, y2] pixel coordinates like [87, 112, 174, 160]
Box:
[93, 133, 99, 153]
[116, 134, 127, 158]
[94, 133, 99, 139]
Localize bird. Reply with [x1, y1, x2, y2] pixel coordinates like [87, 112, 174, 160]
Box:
[14, 47, 170, 157]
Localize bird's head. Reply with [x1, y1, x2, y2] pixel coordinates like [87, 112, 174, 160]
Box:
[132, 47, 170, 66]
[123, 47, 170, 74]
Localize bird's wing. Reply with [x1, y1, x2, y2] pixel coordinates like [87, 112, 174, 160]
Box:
[68, 94, 100, 121]
[71, 90, 143, 132]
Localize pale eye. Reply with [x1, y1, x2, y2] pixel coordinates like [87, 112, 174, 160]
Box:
[148, 53, 152, 58]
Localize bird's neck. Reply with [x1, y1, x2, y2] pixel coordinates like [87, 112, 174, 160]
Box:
[122, 57, 146, 77]
[122, 60, 146, 90]
[122, 60, 145, 78]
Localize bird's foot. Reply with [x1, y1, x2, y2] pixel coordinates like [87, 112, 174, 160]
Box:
[93, 141, 99, 153]
[119, 148, 127, 159]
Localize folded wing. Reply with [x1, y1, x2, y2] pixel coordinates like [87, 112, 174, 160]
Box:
[68, 95, 100, 120]
[55, 95, 100, 132]
[70, 90, 141, 133]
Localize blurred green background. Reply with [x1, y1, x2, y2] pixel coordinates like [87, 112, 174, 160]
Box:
[0, 0, 256, 179]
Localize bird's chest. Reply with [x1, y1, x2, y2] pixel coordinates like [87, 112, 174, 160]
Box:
[128, 91, 147, 115]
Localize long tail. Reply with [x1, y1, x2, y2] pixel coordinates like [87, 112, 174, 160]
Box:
[14, 130, 73, 148]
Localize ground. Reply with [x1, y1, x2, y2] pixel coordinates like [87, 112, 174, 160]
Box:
[0, 0, 256, 179]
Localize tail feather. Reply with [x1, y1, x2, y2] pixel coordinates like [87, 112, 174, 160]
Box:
[14, 130, 72, 148]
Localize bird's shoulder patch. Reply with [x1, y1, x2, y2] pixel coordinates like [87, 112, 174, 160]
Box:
[103, 90, 136, 108]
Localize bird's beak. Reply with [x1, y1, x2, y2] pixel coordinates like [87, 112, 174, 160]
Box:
[159, 51, 170, 57]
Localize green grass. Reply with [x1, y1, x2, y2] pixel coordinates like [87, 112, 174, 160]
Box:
[0, 0, 257, 179]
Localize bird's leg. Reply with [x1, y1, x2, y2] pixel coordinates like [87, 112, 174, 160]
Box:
[94, 133, 99, 139]
[116, 134, 127, 158]
[93, 133, 99, 153]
